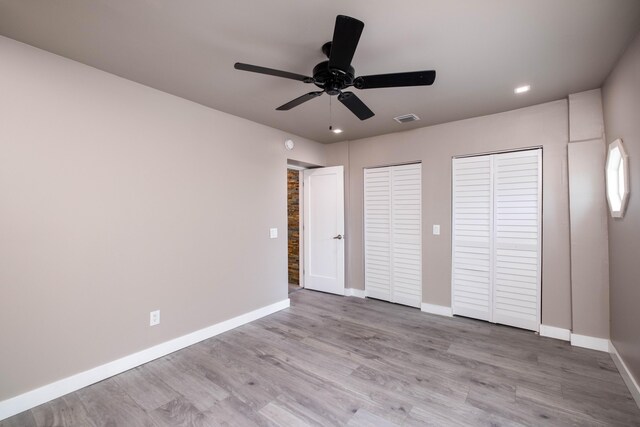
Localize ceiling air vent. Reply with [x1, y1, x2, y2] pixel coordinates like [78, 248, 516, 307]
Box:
[393, 113, 420, 124]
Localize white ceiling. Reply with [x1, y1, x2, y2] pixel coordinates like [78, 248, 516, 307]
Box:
[1, 0, 639, 143]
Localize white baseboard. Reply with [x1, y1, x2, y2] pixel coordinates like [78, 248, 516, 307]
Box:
[421, 303, 453, 317]
[538, 327, 610, 353]
[609, 341, 640, 408]
[0, 298, 290, 421]
[345, 288, 366, 298]
[570, 333, 610, 352]
[539, 324, 571, 341]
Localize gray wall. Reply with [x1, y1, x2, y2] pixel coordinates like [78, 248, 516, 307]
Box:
[346, 100, 572, 329]
[0, 36, 326, 401]
[602, 30, 640, 385]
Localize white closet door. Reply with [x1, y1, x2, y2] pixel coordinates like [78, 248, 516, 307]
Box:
[451, 156, 493, 321]
[390, 164, 422, 308]
[452, 149, 541, 332]
[364, 163, 422, 308]
[364, 167, 392, 301]
[492, 150, 541, 331]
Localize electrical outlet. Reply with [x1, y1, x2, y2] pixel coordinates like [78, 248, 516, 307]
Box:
[150, 310, 160, 326]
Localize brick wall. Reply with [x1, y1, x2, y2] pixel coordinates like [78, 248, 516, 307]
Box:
[287, 169, 300, 285]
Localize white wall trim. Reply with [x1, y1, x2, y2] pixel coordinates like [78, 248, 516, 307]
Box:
[609, 341, 640, 408]
[539, 324, 571, 341]
[421, 303, 453, 317]
[570, 333, 609, 352]
[286, 164, 308, 171]
[345, 288, 366, 298]
[0, 298, 290, 421]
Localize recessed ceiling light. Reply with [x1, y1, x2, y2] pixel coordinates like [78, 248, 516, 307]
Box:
[332, 128, 343, 134]
[514, 85, 531, 94]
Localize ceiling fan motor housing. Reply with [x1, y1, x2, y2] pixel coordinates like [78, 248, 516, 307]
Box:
[312, 60, 354, 95]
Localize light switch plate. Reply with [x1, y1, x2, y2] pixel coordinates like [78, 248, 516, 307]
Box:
[269, 228, 278, 239]
[432, 225, 441, 235]
[150, 310, 160, 326]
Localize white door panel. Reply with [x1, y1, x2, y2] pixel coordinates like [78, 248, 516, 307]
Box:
[364, 167, 392, 301]
[303, 166, 344, 295]
[452, 156, 493, 321]
[390, 164, 422, 308]
[492, 149, 541, 331]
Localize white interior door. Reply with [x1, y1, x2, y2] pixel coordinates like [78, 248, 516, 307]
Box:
[303, 166, 345, 295]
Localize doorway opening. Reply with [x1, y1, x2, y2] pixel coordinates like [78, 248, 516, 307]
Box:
[287, 168, 303, 294]
[286, 162, 345, 296]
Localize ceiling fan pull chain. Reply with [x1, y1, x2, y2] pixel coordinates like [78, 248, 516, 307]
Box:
[329, 95, 333, 131]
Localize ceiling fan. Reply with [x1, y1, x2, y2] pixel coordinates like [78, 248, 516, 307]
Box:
[234, 15, 436, 121]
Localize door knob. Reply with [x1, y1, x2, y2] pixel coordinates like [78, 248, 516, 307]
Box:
[333, 234, 343, 240]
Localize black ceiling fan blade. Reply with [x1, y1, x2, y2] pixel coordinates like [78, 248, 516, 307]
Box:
[337, 91, 374, 120]
[276, 91, 324, 111]
[234, 62, 313, 83]
[354, 70, 436, 89]
[328, 15, 364, 72]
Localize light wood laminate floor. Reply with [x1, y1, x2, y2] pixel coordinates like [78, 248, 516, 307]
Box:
[3, 290, 640, 426]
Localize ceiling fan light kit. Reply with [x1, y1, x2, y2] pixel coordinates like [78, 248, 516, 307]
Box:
[234, 15, 436, 122]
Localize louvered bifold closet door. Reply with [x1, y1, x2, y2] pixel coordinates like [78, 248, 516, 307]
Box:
[492, 149, 541, 331]
[364, 168, 392, 301]
[452, 156, 493, 321]
[390, 164, 422, 308]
